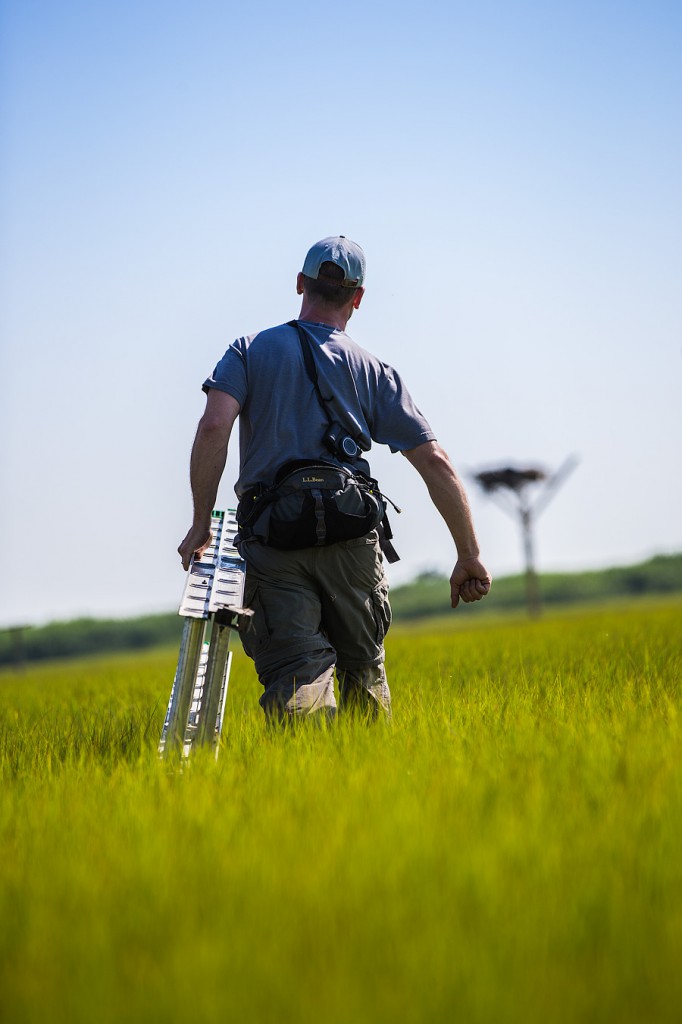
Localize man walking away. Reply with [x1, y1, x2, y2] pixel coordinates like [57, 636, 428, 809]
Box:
[179, 236, 491, 720]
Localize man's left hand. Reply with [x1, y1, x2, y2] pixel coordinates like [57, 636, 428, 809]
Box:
[450, 556, 492, 608]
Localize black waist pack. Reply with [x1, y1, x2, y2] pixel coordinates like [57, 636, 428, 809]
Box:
[237, 459, 394, 554]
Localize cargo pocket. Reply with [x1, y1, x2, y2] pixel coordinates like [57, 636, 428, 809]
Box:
[240, 582, 271, 661]
[370, 578, 392, 645]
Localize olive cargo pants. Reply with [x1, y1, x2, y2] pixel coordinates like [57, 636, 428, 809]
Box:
[240, 532, 392, 719]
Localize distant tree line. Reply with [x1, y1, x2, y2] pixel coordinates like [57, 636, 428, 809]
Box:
[0, 614, 184, 668]
[389, 553, 682, 620]
[1, 553, 680, 667]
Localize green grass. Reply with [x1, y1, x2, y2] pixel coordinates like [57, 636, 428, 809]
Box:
[1, 600, 680, 1024]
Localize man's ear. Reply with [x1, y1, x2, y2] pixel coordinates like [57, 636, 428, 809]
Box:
[352, 286, 365, 310]
[296, 272, 305, 295]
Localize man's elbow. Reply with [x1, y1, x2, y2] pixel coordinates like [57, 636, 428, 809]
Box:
[196, 417, 231, 450]
[198, 411, 226, 433]
[196, 392, 240, 439]
[404, 440, 452, 476]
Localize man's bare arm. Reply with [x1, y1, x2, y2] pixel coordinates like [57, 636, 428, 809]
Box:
[402, 440, 491, 608]
[178, 390, 241, 570]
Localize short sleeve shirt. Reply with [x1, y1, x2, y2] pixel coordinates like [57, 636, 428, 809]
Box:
[203, 320, 436, 496]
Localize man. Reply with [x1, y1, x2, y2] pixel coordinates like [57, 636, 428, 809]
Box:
[178, 236, 491, 720]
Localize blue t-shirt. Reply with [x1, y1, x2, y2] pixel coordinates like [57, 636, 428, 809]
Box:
[203, 320, 436, 497]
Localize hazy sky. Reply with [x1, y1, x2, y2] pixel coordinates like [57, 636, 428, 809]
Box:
[2, 0, 680, 626]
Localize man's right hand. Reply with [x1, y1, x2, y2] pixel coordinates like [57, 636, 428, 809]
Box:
[450, 556, 492, 609]
[178, 525, 212, 571]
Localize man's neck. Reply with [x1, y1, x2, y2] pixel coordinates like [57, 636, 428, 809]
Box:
[297, 298, 352, 332]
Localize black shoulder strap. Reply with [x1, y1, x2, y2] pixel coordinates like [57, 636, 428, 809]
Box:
[287, 319, 335, 427]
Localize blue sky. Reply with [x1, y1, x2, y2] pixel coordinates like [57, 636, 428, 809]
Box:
[2, 0, 680, 625]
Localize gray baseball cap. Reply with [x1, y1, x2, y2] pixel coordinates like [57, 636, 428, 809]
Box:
[301, 235, 366, 287]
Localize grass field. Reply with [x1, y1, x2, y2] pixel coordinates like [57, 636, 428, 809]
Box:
[1, 599, 680, 1024]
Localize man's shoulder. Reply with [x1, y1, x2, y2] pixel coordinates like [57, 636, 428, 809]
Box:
[241, 321, 293, 344]
[342, 337, 398, 386]
[318, 326, 388, 371]
[225, 322, 293, 358]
